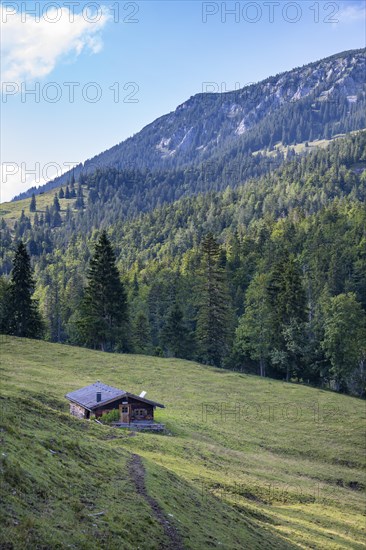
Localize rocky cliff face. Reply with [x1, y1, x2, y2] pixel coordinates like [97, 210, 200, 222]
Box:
[150, 49, 365, 159]
[14, 48, 366, 200]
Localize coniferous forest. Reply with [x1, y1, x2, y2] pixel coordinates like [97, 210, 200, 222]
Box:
[1, 130, 365, 396]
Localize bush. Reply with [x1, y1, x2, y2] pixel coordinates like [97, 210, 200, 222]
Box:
[99, 409, 120, 423]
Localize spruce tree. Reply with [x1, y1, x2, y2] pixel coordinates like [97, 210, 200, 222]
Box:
[196, 234, 232, 367]
[70, 181, 76, 198]
[75, 184, 85, 209]
[78, 231, 128, 351]
[45, 206, 51, 225]
[161, 303, 190, 358]
[234, 273, 274, 377]
[133, 311, 151, 354]
[0, 276, 10, 333]
[5, 241, 43, 337]
[322, 293, 366, 393]
[132, 273, 139, 296]
[29, 193, 37, 212]
[52, 210, 62, 228]
[268, 254, 307, 380]
[59, 187, 65, 199]
[53, 194, 61, 212]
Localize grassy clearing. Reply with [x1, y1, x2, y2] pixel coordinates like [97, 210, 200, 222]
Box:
[252, 131, 363, 159]
[1, 336, 365, 549]
[0, 189, 87, 227]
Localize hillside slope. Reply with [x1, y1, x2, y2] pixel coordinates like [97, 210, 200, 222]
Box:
[1, 337, 365, 549]
[14, 48, 366, 201]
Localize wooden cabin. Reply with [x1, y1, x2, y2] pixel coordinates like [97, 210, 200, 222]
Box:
[65, 382, 165, 427]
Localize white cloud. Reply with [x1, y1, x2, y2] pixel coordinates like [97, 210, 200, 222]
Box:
[338, 3, 366, 24]
[0, 5, 110, 85]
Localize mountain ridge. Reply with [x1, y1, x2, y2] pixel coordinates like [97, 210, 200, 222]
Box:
[14, 47, 366, 201]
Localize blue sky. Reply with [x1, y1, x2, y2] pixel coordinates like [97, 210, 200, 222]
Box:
[1, 0, 365, 201]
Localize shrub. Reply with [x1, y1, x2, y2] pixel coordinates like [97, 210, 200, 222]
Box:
[99, 409, 120, 423]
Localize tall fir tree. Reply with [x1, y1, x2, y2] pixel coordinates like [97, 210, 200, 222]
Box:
[4, 241, 43, 338]
[53, 194, 61, 212]
[234, 272, 274, 377]
[161, 303, 190, 358]
[196, 234, 233, 367]
[78, 231, 128, 351]
[29, 193, 37, 213]
[322, 293, 366, 394]
[52, 210, 62, 228]
[75, 184, 85, 209]
[0, 276, 10, 333]
[45, 206, 51, 225]
[133, 311, 152, 354]
[268, 254, 307, 380]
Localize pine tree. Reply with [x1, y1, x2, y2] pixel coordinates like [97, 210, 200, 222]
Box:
[196, 234, 233, 367]
[0, 276, 10, 333]
[70, 180, 76, 198]
[75, 184, 85, 209]
[65, 186, 70, 199]
[59, 187, 65, 199]
[234, 273, 273, 377]
[52, 210, 62, 228]
[44, 277, 64, 343]
[45, 206, 51, 225]
[268, 254, 307, 380]
[53, 194, 61, 212]
[322, 293, 366, 393]
[78, 231, 128, 351]
[161, 303, 190, 358]
[133, 311, 151, 354]
[79, 172, 86, 186]
[269, 255, 307, 325]
[4, 241, 43, 337]
[29, 193, 37, 212]
[65, 205, 72, 222]
[132, 273, 139, 296]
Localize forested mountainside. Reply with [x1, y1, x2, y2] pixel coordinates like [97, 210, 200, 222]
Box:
[14, 48, 366, 201]
[1, 131, 365, 395]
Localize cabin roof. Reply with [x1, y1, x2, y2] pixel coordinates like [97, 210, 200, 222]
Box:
[65, 382, 165, 410]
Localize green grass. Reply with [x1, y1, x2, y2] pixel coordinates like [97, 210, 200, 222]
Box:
[0, 188, 87, 227]
[252, 131, 363, 159]
[1, 336, 365, 549]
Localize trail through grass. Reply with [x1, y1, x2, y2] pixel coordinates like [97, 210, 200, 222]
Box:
[1, 336, 365, 549]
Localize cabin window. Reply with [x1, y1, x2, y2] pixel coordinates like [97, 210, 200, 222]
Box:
[135, 408, 147, 418]
[122, 406, 128, 413]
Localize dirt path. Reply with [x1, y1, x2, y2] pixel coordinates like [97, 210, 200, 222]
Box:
[128, 453, 185, 550]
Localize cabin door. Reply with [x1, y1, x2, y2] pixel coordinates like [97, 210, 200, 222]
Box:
[119, 404, 130, 423]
